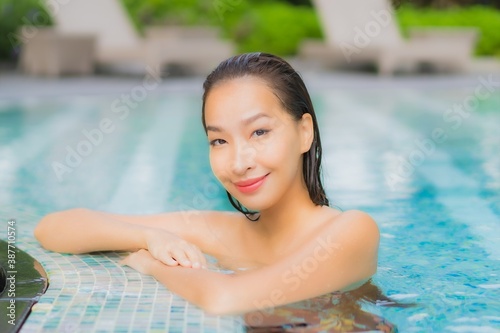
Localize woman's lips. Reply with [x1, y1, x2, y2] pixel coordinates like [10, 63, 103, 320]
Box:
[234, 174, 269, 194]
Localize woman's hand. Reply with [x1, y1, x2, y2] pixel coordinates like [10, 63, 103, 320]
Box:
[144, 229, 208, 269]
[120, 249, 159, 275]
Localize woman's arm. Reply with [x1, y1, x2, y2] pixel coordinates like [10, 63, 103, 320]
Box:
[34, 208, 149, 253]
[34, 208, 237, 267]
[123, 210, 380, 315]
[120, 249, 232, 312]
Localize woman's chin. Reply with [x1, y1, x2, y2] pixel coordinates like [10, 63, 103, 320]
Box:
[236, 199, 271, 214]
[235, 201, 260, 212]
[228, 190, 274, 213]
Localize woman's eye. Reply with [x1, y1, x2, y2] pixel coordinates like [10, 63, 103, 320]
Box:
[209, 139, 226, 146]
[253, 129, 269, 137]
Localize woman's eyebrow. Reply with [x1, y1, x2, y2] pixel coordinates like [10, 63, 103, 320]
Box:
[242, 112, 270, 126]
[206, 125, 221, 132]
[206, 113, 271, 132]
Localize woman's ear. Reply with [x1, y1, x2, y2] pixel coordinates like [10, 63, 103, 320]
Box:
[299, 113, 314, 154]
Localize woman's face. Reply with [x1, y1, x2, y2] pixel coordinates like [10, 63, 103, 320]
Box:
[204, 76, 313, 211]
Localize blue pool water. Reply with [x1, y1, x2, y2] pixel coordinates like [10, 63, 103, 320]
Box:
[0, 76, 499, 332]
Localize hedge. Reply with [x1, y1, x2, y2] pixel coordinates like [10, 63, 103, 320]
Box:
[397, 4, 500, 57]
[0, 0, 52, 60]
[1, 1, 499, 61]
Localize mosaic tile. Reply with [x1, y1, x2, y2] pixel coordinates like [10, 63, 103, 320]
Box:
[4, 221, 246, 332]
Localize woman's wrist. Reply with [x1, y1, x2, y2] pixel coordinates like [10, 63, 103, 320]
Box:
[140, 227, 154, 250]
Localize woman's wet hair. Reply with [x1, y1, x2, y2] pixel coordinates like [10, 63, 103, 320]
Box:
[202, 52, 332, 221]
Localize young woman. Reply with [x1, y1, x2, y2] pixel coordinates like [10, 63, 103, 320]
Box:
[34, 52, 380, 317]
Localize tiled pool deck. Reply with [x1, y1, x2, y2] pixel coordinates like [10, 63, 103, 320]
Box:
[1, 64, 500, 332]
[2, 209, 244, 332]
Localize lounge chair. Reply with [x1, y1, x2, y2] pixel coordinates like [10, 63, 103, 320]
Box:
[20, 0, 234, 76]
[299, 0, 478, 74]
[19, 28, 95, 76]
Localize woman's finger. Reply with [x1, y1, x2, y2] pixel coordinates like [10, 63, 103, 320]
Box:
[193, 246, 208, 269]
[184, 244, 206, 269]
[169, 248, 192, 267]
[187, 243, 207, 269]
[157, 251, 179, 266]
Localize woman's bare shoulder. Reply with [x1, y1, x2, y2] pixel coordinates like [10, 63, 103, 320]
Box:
[212, 208, 381, 314]
[327, 209, 380, 244]
[334, 209, 378, 225]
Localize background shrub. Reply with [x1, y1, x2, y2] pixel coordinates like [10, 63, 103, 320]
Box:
[1, 0, 499, 61]
[396, 4, 500, 57]
[0, 0, 52, 60]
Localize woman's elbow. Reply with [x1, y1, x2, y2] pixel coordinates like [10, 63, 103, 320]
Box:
[34, 208, 84, 253]
[202, 281, 240, 316]
[34, 212, 60, 251]
[203, 297, 232, 316]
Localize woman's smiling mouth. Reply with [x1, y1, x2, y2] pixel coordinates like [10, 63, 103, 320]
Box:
[234, 174, 269, 194]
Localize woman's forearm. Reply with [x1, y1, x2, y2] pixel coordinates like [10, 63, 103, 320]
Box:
[148, 260, 232, 315]
[34, 208, 148, 254]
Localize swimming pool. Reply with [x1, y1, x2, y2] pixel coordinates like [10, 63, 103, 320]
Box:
[0, 74, 499, 332]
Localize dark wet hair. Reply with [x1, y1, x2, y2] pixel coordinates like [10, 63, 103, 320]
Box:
[202, 52, 330, 221]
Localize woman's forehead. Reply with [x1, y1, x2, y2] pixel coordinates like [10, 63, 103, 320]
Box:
[204, 77, 285, 120]
[209, 75, 272, 97]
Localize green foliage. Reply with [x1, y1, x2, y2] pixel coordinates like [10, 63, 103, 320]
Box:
[122, 0, 322, 56]
[121, 0, 216, 32]
[396, 4, 500, 57]
[2, 0, 500, 61]
[0, 0, 52, 60]
[121, 0, 499, 57]
[221, 2, 322, 55]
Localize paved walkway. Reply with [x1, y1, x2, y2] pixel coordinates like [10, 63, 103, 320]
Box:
[1, 57, 500, 101]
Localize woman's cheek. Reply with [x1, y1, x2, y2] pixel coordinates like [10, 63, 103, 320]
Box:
[261, 138, 285, 164]
[252, 136, 270, 155]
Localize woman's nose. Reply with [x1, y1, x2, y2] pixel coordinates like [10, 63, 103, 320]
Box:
[231, 142, 256, 175]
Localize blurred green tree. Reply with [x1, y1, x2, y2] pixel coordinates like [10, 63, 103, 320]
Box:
[1, 0, 500, 61]
[0, 0, 52, 61]
[394, 0, 500, 8]
[283, 0, 312, 6]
